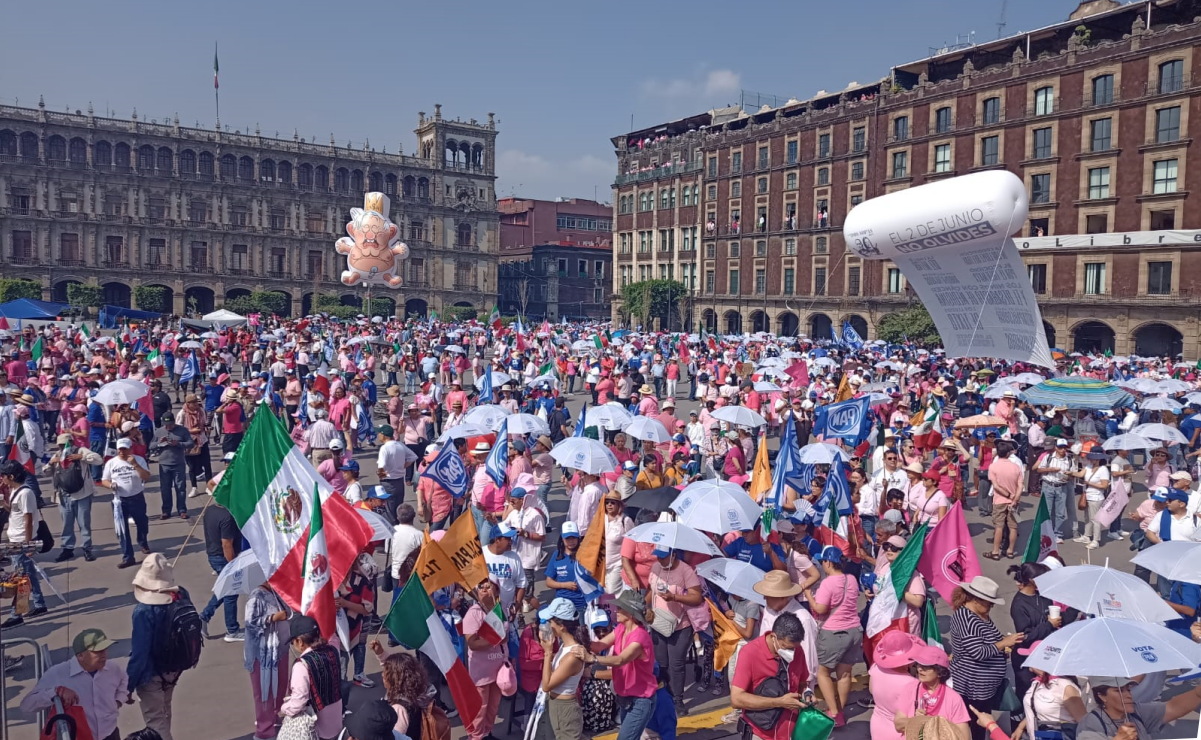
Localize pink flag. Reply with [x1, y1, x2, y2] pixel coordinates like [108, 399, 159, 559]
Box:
[916, 502, 981, 599]
[785, 360, 809, 387]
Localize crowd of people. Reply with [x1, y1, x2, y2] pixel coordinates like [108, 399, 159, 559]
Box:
[4, 311, 1201, 740]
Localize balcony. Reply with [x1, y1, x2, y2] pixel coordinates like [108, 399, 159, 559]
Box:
[227, 267, 253, 276]
[267, 270, 290, 280]
[613, 159, 703, 186]
[9, 206, 31, 216]
[1026, 100, 1060, 118]
[406, 278, 429, 289]
[9, 254, 38, 265]
[1148, 77, 1189, 96]
[305, 225, 328, 235]
[58, 258, 85, 267]
[401, 194, 433, 204]
[452, 281, 475, 291]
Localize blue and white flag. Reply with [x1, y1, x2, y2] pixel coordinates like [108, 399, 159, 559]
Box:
[323, 343, 334, 364]
[766, 408, 804, 513]
[574, 402, 587, 437]
[179, 353, 199, 384]
[356, 401, 375, 444]
[841, 321, 864, 350]
[485, 418, 509, 487]
[574, 560, 603, 604]
[420, 440, 470, 498]
[814, 458, 854, 533]
[829, 322, 840, 346]
[813, 396, 872, 446]
[478, 367, 494, 406]
[354, 344, 365, 370]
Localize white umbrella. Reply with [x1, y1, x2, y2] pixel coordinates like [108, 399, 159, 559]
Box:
[983, 382, 1022, 400]
[799, 443, 849, 464]
[474, 372, 512, 390]
[213, 550, 265, 598]
[1131, 541, 1201, 584]
[625, 521, 723, 557]
[756, 357, 788, 368]
[501, 413, 550, 436]
[625, 416, 671, 444]
[585, 403, 634, 431]
[463, 404, 511, 430]
[571, 340, 594, 353]
[358, 506, 394, 542]
[445, 346, 466, 354]
[1034, 563, 1179, 623]
[346, 336, 371, 346]
[711, 405, 767, 428]
[526, 374, 559, 389]
[1118, 378, 1162, 394]
[671, 480, 762, 534]
[200, 331, 220, 339]
[94, 379, 150, 406]
[1101, 433, 1156, 451]
[696, 558, 767, 605]
[814, 357, 838, 368]
[753, 381, 784, 393]
[1008, 372, 1047, 385]
[1139, 397, 1182, 413]
[550, 437, 619, 474]
[178, 340, 202, 349]
[436, 422, 493, 443]
[1183, 392, 1201, 406]
[860, 381, 892, 393]
[1131, 423, 1189, 445]
[1022, 616, 1201, 677]
[1154, 378, 1193, 394]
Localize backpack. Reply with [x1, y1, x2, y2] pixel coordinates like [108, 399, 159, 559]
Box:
[152, 592, 204, 675]
[53, 461, 86, 495]
[421, 703, 451, 740]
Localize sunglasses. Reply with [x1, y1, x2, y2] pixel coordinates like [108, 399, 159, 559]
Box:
[881, 543, 902, 553]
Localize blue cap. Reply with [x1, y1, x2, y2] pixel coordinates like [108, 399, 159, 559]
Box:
[652, 546, 673, 559]
[588, 610, 611, 628]
[538, 597, 578, 623]
[508, 486, 528, 499]
[1152, 486, 1171, 502]
[1166, 489, 1189, 504]
[339, 459, 360, 473]
[367, 485, 391, 500]
[495, 522, 519, 539]
[816, 545, 843, 564]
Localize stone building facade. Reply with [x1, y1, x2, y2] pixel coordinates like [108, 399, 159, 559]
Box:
[612, 0, 1201, 358]
[0, 101, 499, 318]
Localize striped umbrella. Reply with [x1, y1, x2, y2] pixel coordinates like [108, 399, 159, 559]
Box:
[1020, 376, 1134, 410]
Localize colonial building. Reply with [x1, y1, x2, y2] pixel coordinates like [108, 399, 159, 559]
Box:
[497, 242, 611, 321]
[0, 101, 499, 318]
[612, 0, 1201, 357]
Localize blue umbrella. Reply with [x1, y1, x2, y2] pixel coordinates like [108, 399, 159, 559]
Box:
[1020, 377, 1134, 410]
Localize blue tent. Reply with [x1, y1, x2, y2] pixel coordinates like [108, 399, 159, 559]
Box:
[99, 305, 162, 329]
[0, 298, 70, 320]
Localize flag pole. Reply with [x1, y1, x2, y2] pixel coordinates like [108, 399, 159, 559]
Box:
[213, 41, 220, 122]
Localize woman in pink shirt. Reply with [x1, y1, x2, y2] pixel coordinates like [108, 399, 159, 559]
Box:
[328, 386, 351, 433]
[869, 631, 922, 740]
[804, 546, 864, 727]
[893, 646, 970, 735]
[1145, 447, 1174, 490]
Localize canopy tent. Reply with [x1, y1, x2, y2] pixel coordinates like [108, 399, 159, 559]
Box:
[99, 305, 162, 329]
[0, 298, 70, 320]
[181, 309, 248, 331]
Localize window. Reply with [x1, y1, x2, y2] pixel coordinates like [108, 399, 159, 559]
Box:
[1031, 173, 1051, 204]
[757, 177, 768, 194]
[729, 241, 740, 257]
[147, 238, 166, 267]
[1151, 210, 1176, 230]
[982, 97, 1001, 125]
[681, 188, 690, 207]
[786, 173, 797, 190]
[981, 135, 999, 165]
[731, 151, 742, 173]
[850, 194, 863, 207]
[935, 107, 952, 133]
[708, 157, 717, 177]
[230, 244, 248, 271]
[851, 161, 864, 180]
[784, 238, 797, 256]
[786, 140, 798, 164]
[1091, 74, 1115, 106]
[847, 265, 861, 296]
[1088, 167, 1110, 199]
[815, 236, 828, 254]
[660, 190, 669, 209]
[307, 251, 325, 278]
[1158, 60, 1185, 94]
[852, 127, 865, 152]
[891, 151, 907, 179]
[707, 185, 717, 200]
[595, 261, 604, 279]
[887, 267, 904, 293]
[659, 229, 674, 251]
[1148, 261, 1173, 295]
[594, 288, 603, 303]
[783, 268, 795, 295]
[729, 269, 740, 295]
[557, 258, 568, 276]
[60, 233, 80, 263]
[705, 270, 715, 293]
[755, 240, 767, 257]
[818, 134, 831, 158]
[1030, 217, 1049, 236]
[814, 266, 827, 295]
[105, 236, 123, 264]
[1034, 86, 1055, 115]
[1083, 262, 1106, 294]
[893, 116, 909, 142]
[1086, 214, 1108, 234]
[578, 259, 588, 277]
[1090, 118, 1112, 151]
[755, 269, 766, 295]
[11, 231, 32, 262]
[817, 167, 829, 185]
[638, 232, 650, 253]
[731, 181, 741, 198]
[1153, 159, 1178, 194]
[934, 144, 951, 173]
[1028, 263, 1047, 294]
[758, 147, 769, 169]
[1032, 127, 1053, 159]
[190, 241, 209, 270]
[1156, 106, 1181, 143]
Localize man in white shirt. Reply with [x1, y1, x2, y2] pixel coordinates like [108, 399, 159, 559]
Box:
[19, 628, 127, 739]
[685, 410, 706, 447]
[376, 428, 417, 522]
[100, 438, 152, 568]
[862, 447, 907, 533]
[502, 488, 546, 589]
[1, 459, 47, 626]
[482, 523, 527, 616]
[388, 503, 425, 590]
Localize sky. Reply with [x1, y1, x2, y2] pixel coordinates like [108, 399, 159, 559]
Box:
[1, 0, 1072, 203]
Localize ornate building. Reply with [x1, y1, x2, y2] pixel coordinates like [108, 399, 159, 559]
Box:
[612, 0, 1201, 358]
[0, 100, 499, 318]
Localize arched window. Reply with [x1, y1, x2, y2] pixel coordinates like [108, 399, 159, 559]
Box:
[137, 145, 154, 169]
[277, 161, 291, 184]
[179, 150, 196, 174]
[261, 159, 276, 181]
[403, 176, 415, 197]
[445, 140, 458, 164]
[0, 130, 17, 156]
[369, 172, 383, 191]
[69, 138, 87, 165]
[416, 177, 429, 199]
[114, 142, 130, 168]
[351, 169, 364, 192]
[220, 154, 236, 179]
[94, 141, 111, 166]
[47, 135, 67, 161]
[199, 151, 214, 176]
[472, 143, 484, 168]
[334, 168, 349, 192]
[20, 132, 39, 159]
[315, 165, 329, 190]
[384, 174, 397, 195]
[298, 164, 313, 189]
[238, 156, 254, 180]
[157, 147, 173, 172]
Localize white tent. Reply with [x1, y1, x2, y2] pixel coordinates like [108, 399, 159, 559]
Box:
[182, 309, 248, 330]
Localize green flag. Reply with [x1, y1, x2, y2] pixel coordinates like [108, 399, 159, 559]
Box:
[1023, 495, 1056, 563]
[30, 337, 42, 362]
[921, 597, 942, 647]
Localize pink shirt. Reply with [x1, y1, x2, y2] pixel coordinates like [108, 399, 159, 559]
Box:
[648, 561, 710, 632]
[281, 649, 343, 739]
[812, 574, 860, 631]
[611, 624, 656, 698]
[463, 604, 507, 686]
[869, 664, 921, 740]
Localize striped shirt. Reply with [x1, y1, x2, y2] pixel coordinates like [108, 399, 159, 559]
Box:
[948, 607, 1007, 703]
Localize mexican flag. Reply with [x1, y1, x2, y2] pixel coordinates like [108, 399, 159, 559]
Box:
[922, 597, 942, 649]
[30, 337, 43, 363]
[146, 348, 165, 377]
[212, 408, 372, 639]
[865, 522, 928, 661]
[537, 361, 552, 376]
[385, 577, 482, 726]
[911, 403, 943, 451]
[8, 421, 35, 475]
[488, 306, 501, 330]
[1023, 494, 1058, 563]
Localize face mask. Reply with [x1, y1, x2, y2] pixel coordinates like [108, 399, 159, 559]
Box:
[776, 648, 795, 664]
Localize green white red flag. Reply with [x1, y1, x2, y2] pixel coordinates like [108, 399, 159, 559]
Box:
[1023, 494, 1058, 563]
[8, 421, 35, 475]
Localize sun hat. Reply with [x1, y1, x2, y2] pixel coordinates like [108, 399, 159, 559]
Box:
[472, 441, 492, 454]
[959, 575, 1005, 605]
[904, 462, 924, 475]
[874, 630, 921, 670]
[132, 554, 180, 605]
[72, 628, 116, 655]
[537, 435, 554, 450]
[911, 644, 950, 669]
[612, 590, 649, 625]
[538, 597, 578, 622]
[753, 570, 803, 598]
[639, 384, 655, 395]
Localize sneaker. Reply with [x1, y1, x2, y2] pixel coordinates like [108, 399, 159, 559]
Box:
[721, 710, 740, 724]
[140, 545, 152, 555]
[3, 655, 23, 674]
[0, 616, 23, 629]
[25, 606, 46, 619]
[117, 559, 137, 569]
[223, 630, 246, 643]
[712, 681, 725, 696]
[188, 486, 201, 498]
[1073, 535, 1091, 544]
[54, 549, 74, 563]
[856, 696, 876, 709]
[1086, 541, 1099, 550]
[673, 698, 688, 717]
[1055, 537, 1064, 544]
[1108, 531, 1126, 541]
[200, 618, 211, 640]
[353, 674, 375, 688]
[83, 551, 96, 562]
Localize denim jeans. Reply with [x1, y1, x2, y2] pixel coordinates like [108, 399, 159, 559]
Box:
[12, 552, 46, 616]
[201, 554, 240, 633]
[116, 493, 150, 562]
[860, 515, 878, 546]
[159, 464, 188, 516]
[350, 641, 367, 676]
[977, 478, 993, 516]
[616, 694, 657, 740]
[1042, 480, 1069, 538]
[405, 371, 418, 394]
[89, 437, 107, 481]
[59, 492, 93, 552]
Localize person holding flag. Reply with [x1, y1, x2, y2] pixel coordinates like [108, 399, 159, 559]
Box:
[804, 546, 864, 727]
[463, 579, 508, 740]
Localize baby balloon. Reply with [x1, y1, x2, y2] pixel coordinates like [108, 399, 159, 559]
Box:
[335, 192, 409, 287]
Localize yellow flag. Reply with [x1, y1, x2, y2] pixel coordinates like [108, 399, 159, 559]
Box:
[414, 530, 469, 595]
[835, 373, 853, 403]
[749, 436, 772, 504]
[439, 510, 490, 589]
[708, 600, 743, 672]
[576, 499, 609, 583]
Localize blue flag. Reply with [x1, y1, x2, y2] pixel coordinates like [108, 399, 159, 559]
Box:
[574, 402, 588, 437]
[478, 367, 494, 406]
[766, 407, 803, 513]
[816, 458, 854, 518]
[180, 353, 199, 384]
[841, 321, 864, 350]
[574, 560, 603, 603]
[485, 418, 509, 487]
[354, 344, 365, 369]
[420, 440, 470, 499]
[323, 343, 334, 364]
[813, 397, 872, 446]
[829, 322, 840, 346]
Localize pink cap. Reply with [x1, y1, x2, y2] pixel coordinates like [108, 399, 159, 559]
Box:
[910, 645, 949, 669]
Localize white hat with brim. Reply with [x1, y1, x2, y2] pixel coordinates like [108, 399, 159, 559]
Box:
[753, 570, 803, 598]
[132, 554, 179, 605]
[959, 575, 1005, 605]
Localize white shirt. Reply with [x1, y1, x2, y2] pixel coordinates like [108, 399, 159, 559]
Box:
[604, 513, 633, 572]
[101, 455, 148, 498]
[377, 439, 416, 481]
[482, 546, 527, 611]
[1120, 410, 1139, 433]
[503, 506, 546, 570]
[760, 599, 819, 690]
[270, 361, 288, 378]
[568, 482, 604, 538]
[343, 481, 364, 505]
[5, 485, 40, 543]
[862, 466, 907, 515]
[0, 404, 14, 442]
[1081, 463, 1110, 502]
[389, 523, 425, 579]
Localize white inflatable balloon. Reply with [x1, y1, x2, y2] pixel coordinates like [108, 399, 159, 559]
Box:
[843, 171, 1054, 368]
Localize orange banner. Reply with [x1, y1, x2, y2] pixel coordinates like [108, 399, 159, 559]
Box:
[708, 599, 743, 672]
[438, 510, 490, 589]
[414, 530, 469, 595]
[576, 500, 608, 583]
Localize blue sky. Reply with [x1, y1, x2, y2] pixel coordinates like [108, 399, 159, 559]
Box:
[1, 0, 1069, 202]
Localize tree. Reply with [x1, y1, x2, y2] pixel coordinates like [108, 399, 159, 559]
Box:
[133, 285, 169, 314]
[312, 293, 359, 320]
[876, 304, 941, 345]
[223, 295, 257, 316]
[444, 306, 479, 322]
[67, 283, 103, 309]
[367, 298, 395, 318]
[252, 291, 290, 317]
[618, 280, 689, 331]
[513, 277, 533, 319]
[0, 279, 42, 303]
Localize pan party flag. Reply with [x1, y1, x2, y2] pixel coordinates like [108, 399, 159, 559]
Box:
[439, 510, 490, 589]
[708, 599, 743, 671]
[414, 530, 469, 595]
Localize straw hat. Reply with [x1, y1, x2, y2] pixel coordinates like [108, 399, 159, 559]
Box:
[471, 441, 492, 455]
[959, 575, 1005, 605]
[387, 386, 402, 397]
[132, 554, 180, 605]
[753, 570, 803, 598]
[638, 384, 655, 395]
[903, 462, 924, 475]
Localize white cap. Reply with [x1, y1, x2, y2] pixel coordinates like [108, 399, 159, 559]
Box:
[330, 438, 345, 450]
[115, 438, 133, 450]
